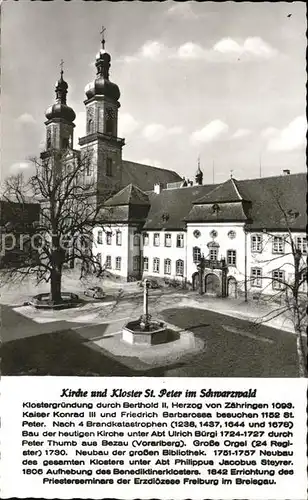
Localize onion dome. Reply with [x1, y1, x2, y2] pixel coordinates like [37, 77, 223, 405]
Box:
[45, 65, 76, 122]
[85, 30, 120, 101]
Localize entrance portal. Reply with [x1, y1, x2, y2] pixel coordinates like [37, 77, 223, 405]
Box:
[228, 277, 238, 298]
[192, 272, 200, 291]
[204, 273, 220, 296]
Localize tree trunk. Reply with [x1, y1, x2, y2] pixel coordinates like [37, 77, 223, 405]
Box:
[295, 326, 307, 378]
[50, 267, 62, 304]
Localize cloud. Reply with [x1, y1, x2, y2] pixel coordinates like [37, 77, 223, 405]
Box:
[118, 113, 139, 137]
[9, 161, 32, 174]
[266, 116, 306, 151]
[73, 111, 86, 148]
[122, 37, 277, 64]
[16, 113, 36, 125]
[232, 128, 252, 139]
[142, 123, 183, 142]
[191, 120, 229, 143]
[166, 3, 198, 19]
[261, 127, 278, 138]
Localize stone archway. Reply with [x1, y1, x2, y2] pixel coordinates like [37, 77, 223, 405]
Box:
[204, 273, 221, 296]
[192, 272, 200, 291]
[228, 277, 238, 298]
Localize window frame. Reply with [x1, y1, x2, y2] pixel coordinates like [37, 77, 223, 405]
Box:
[164, 233, 172, 247]
[193, 246, 201, 263]
[133, 233, 140, 247]
[143, 257, 149, 272]
[176, 259, 184, 277]
[250, 267, 262, 288]
[227, 249, 237, 266]
[272, 269, 285, 290]
[115, 256, 122, 271]
[272, 236, 285, 254]
[153, 233, 160, 247]
[296, 236, 307, 255]
[106, 157, 113, 177]
[106, 232, 112, 245]
[133, 255, 140, 272]
[116, 230, 122, 246]
[209, 248, 218, 261]
[143, 233, 149, 246]
[251, 234, 262, 253]
[164, 258, 171, 275]
[153, 257, 160, 274]
[105, 255, 112, 269]
[97, 230, 103, 245]
[176, 233, 184, 248]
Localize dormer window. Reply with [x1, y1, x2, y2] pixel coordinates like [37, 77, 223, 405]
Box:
[212, 204, 220, 214]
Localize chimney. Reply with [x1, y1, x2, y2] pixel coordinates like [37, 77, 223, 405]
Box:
[283, 169, 290, 175]
[154, 183, 161, 194]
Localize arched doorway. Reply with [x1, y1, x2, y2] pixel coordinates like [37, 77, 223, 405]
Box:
[192, 272, 200, 291]
[204, 273, 220, 296]
[228, 277, 238, 298]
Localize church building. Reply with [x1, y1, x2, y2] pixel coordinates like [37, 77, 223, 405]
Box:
[41, 34, 307, 299]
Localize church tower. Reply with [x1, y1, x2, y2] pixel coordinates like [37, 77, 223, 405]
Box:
[79, 29, 125, 201]
[43, 62, 76, 152]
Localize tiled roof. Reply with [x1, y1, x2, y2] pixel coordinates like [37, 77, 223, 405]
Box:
[105, 184, 150, 207]
[143, 173, 306, 231]
[185, 202, 250, 223]
[121, 160, 182, 192]
[144, 184, 217, 230]
[195, 178, 249, 204]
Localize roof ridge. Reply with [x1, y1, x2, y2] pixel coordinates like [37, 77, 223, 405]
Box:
[231, 178, 243, 200]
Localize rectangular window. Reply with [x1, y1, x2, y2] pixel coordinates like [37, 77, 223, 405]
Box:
[272, 269, 285, 290]
[176, 234, 184, 248]
[251, 267, 262, 287]
[227, 250, 236, 266]
[251, 234, 262, 252]
[176, 259, 184, 276]
[143, 257, 149, 272]
[133, 233, 140, 246]
[296, 236, 307, 255]
[116, 231, 122, 246]
[115, 257, 121, 271]
[106, 232, 112, 245]
[273, 236, 285, 254]
[105, 255, 111, 269]
[106, 158, 113, 177]
[143, 233, 149, 246]
[164, 259, 171, 275]
[97, 230, 103, 244]
[164, 233, 172, 247]
[154, 233, 160, 247]
[209, 248, 218, 261]
[153, 258, 160, 273]
[193, 247, 201, 263]
[133, 256, 140, 272]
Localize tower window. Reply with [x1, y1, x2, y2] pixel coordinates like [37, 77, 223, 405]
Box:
[88, 118, 94, 134]
[106, 108, 115, 135]
[47, 130, 52, 149]
[106, 158, 113, 177]
[62, 137, 69, 149]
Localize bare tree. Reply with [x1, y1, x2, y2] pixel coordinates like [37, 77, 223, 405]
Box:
[1, 148, 111, 304]
[248, 193, 307, 377]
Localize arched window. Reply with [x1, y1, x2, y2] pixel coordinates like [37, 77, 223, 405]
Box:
[176, 259, 184, 276]
[106, 108, 115, 135]
[46, 130, 52, 149]
[88, 118, 94, 134]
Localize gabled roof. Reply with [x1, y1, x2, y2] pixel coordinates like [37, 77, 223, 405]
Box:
[121, 160, 182, 192]
[194, 178, 249, 204]
[105, 184, 150, 207]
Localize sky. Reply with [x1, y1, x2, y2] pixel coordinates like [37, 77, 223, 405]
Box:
[1, 1, 306, 183]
